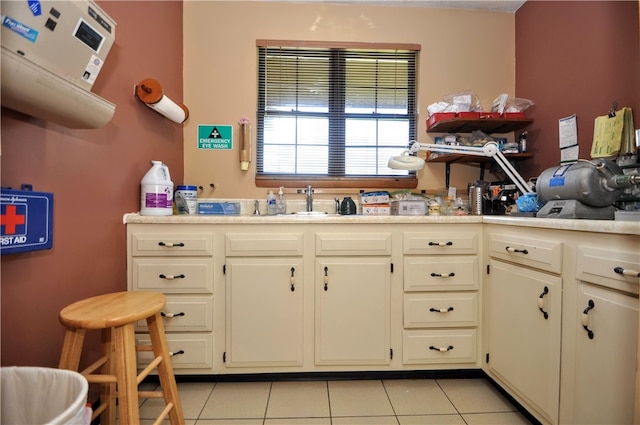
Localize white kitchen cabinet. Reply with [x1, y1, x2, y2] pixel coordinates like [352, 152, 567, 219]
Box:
[485, 229, 564, 424]
[224, 232, 305, 369]
[568, 282, 638, 424]
[127, 225, 215, 373]
[401, 228, 482, 367]
[124, 213, 638, 419]
[561, 242, 639, 424]
[224, 257, 304, 368]
[314, 232, 392, 366]
[315, 256, 391, 365]
[487, 259, 562, 424]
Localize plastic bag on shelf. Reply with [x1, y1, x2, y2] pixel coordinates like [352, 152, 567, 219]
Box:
[468, 130, 498, 147]
[504, 97, 535, 112]
[426, 90, 482, 115]
[443, 90, 482, 112]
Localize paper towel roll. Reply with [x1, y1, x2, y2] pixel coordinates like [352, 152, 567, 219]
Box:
[135, 78, 189, 124]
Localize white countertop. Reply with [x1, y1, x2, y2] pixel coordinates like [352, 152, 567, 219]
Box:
[123, 212, 639, 235]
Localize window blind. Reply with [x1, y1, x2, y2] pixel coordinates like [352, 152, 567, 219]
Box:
[256, 40, 420, 186]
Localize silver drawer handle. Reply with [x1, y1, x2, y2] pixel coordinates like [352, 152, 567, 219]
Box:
[613, 266, 640, 278]
[506, 246, 528, 254]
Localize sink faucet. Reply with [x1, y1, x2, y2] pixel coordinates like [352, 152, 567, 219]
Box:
[306, 185, 313, 212]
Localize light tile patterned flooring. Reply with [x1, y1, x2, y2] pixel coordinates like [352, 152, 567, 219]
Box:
[135, 378, 535, 425]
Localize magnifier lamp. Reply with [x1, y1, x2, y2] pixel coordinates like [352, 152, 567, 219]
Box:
[388, 141, 534, 195]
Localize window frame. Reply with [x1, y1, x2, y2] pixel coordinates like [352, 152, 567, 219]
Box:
[255, 40, 420, 189]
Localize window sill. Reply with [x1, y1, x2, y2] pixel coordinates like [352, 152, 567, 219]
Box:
[255, 175, 417, 189]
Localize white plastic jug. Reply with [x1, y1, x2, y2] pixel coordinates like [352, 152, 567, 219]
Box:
[140, 160, 173, 216]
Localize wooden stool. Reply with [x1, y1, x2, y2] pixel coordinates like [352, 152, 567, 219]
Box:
[58, 291, 185, 425]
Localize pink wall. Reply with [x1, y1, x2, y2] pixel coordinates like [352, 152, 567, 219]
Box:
[515, 1, 640, 178]
[1, 1, 184, 368]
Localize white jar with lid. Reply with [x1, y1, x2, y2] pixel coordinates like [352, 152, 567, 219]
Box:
[175, 185, 198, 214]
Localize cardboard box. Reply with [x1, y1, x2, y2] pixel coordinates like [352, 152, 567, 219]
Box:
[197, 201, 240, 215]
[362, 204, 390, 215]
[360, 191, 390, 205]
[390, 200, 427, 216]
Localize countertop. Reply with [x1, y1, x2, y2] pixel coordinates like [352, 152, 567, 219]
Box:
[123, 213, 639, 235]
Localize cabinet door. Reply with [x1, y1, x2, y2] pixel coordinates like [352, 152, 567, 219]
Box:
[225, 258, 304, 367]
[488, 259, 561, 424]
[315, 257, 391, 365]
[570, 282, 638, 424]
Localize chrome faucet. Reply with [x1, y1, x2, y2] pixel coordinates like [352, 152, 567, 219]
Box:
[306, 185, 313, 212]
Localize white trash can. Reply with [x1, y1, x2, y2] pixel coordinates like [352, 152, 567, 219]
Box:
[1, 366, 90, 425]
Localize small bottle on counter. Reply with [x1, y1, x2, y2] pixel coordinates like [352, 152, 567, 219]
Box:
[276, 186, 287, 215]
[428, 200, 441, 216]
[267, 190, 277, 215]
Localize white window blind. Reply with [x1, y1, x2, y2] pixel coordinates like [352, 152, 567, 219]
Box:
[256, 40, 420, 187]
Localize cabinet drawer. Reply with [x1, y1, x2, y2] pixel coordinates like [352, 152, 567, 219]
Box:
[488, 233, 563, 274]
[404, 256, 478, 291]
[136, 333, 214, 370]
[131, 233, 213, 257]
[403, 232, 478, 255]
[402, 329, 477, 364]
[404, 292, 478, 328]
[577, 245, 639, 295]
[136, 296, 213, 332]
[132, 258, 214, 293]
[315, 232, 392, 256]
[225, 233, 304, 256]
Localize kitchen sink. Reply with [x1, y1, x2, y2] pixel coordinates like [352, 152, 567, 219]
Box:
[291, 211, 337, 216]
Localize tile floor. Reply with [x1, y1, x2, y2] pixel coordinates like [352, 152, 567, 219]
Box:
[135, 378, 536, 425]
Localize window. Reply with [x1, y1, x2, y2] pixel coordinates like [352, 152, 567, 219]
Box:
[256, 40, 420, 188]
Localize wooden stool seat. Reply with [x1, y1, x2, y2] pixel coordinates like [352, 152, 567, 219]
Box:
[60, 291, 166, 330]
[58, 291, 184, 425]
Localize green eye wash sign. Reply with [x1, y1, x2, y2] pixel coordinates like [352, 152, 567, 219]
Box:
[198, 124, 233, 149]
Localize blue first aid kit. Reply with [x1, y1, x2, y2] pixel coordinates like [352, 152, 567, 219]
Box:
[1, 187, 54, 255]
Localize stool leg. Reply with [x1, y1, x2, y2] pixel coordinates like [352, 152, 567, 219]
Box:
[147, 312, 185, 425]
[114, 323, 141, 425]
[58, 328, 86, 370]
[100, 327, 116, 425]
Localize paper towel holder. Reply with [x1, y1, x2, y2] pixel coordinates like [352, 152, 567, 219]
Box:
[134, 78, 189, 124]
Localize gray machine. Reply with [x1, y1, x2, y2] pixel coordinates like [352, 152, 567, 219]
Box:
[536, 159, 640, 219]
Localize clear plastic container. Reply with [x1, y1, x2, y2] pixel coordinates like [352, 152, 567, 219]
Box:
[266, 190, 277, 215]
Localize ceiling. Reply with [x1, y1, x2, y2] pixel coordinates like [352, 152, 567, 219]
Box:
[297, 0, 527, 12]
